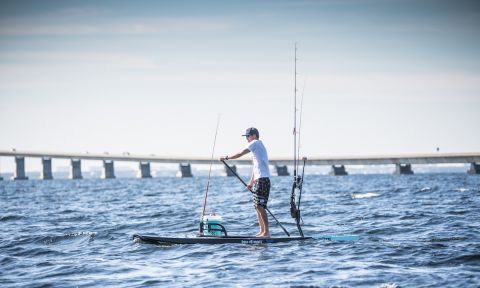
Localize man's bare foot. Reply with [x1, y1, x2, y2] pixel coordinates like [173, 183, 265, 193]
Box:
[255, 231, 264, 237]
[256, 233, 270, 238]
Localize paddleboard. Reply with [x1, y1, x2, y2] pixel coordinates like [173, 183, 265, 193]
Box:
[133, 234, 312, 245]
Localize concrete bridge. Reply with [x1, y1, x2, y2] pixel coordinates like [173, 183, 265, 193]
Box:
[0, 149, 479, 180]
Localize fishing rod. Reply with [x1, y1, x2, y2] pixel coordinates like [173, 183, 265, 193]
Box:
[221, 160, 290, 237]
[297, 78, 306, 173]
[296, 157, 307, 219]
[200, 115, 221, 234]
[293, 42, 298, 181]
[295, 79, 307, 222]
[290, 42, 307, 237]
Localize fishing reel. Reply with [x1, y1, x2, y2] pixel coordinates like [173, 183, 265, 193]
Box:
[290, 175, 302, 219]
[290, 203, 300, 219]
[295, 175, 303, 190]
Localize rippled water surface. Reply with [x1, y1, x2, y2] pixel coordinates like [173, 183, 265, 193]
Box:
[1, 174, 479, 287]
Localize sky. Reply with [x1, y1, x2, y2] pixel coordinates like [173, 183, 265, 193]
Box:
[1, 0, 479, 172]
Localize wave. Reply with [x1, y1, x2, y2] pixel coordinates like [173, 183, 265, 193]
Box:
[42, 231, 97, 245]
[427, 236, 467, 242]
[351, 192, 380, 199]
[380, 283, 401, 288]
[450, 254, 480, 263]
[0, 214, 25, 222]
[428, 254, 480, 267]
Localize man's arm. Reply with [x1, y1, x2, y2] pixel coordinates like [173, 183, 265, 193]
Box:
[220, 148, 250, 161]
[247, 170, 254, 190]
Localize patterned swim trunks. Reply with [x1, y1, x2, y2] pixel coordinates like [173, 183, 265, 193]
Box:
[252, 177, 270, 209]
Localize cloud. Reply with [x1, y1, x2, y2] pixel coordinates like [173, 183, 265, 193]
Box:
[0, 16, 233, 36]
[307, 72, 480, 103]
[0, 51, 160, 69]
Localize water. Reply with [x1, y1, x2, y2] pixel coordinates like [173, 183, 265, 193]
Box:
[1, 174, 479, 287]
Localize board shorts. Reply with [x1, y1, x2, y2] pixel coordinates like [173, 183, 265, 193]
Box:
[252, 177, 270, 209]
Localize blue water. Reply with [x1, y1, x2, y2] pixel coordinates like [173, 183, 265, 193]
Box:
[1, 174, 479, 287]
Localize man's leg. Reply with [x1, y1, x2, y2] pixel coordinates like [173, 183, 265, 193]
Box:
[255, 208, 264, 236]
[257, 206, 270, 237]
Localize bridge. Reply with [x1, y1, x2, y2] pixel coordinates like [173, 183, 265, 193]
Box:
[0, 149, 479, 180]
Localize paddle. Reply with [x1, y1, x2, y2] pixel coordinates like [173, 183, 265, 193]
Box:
[221, 160, 291, 237]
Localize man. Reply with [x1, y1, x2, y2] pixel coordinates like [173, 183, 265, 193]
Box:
[220, 127, 271, 237]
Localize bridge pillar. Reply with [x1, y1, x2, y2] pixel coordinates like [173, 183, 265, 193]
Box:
[102, 160, 116, 179]
[176, 163, 193, 177]
[70, 159, 83, 179]
[468, 162, 480, 175]
[41, 157, 53, 180]
[394, 163, 414, 175]
[329, 165, 348, 176]
[139, 162, 152, 178]
[224, 164, 237, 176]
[14, 156, 29, 180]
[274, 165, 290, 176]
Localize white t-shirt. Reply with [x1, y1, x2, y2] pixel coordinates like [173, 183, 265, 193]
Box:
[246, 139, 270, 180]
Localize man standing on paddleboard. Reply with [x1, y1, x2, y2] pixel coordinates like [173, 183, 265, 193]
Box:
[220, 127, 271, 237]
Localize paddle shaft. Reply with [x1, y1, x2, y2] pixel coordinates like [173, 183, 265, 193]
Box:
[221, 160, 290, 237]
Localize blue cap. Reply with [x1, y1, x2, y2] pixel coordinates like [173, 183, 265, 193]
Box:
[242, 127, 259, 137]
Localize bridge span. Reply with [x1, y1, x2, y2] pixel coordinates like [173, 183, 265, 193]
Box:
[0, 150, 479, 180]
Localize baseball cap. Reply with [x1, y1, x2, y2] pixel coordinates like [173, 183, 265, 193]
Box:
[242, 127, 259, 137]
